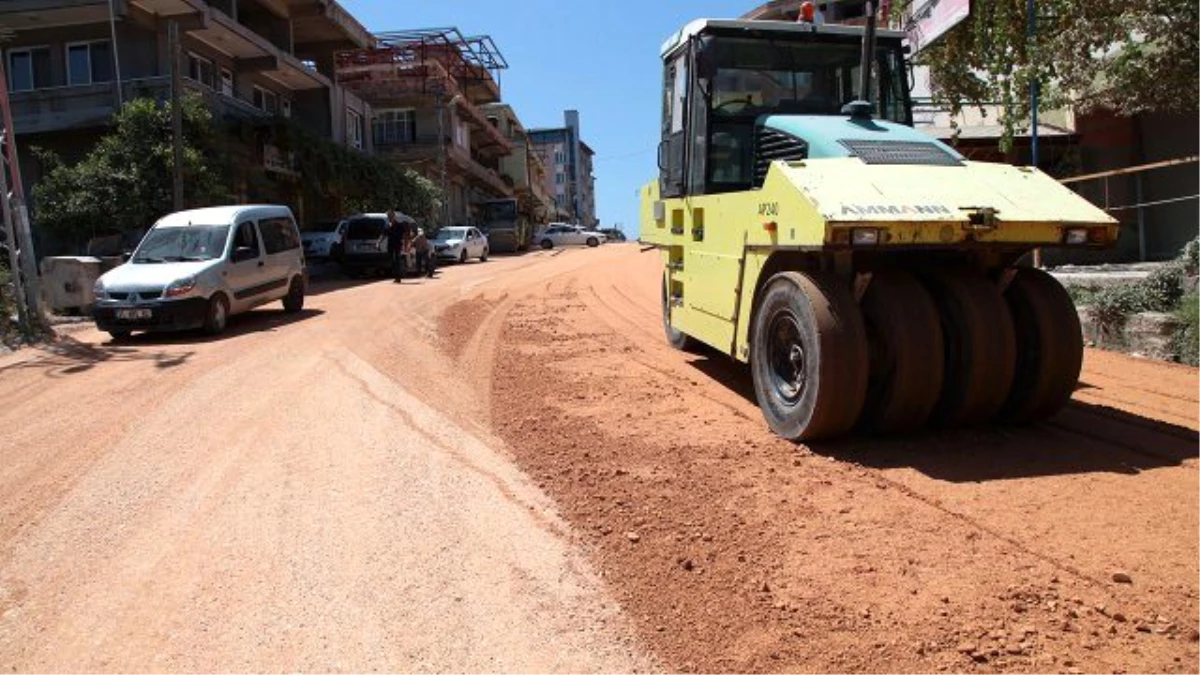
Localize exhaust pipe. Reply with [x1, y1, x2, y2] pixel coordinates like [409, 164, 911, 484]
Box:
[842, 0, 879, 119]
[858, 0, 879, 104]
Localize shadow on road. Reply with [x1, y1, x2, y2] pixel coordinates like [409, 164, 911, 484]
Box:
[119, 307, 325, 345]
[686, 351, 1198, 481]
[306, 274, 387, 297]
[0, 335, 194, 378]
[0, 308, 323, 378]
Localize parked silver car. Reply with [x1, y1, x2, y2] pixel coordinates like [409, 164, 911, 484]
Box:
[301, 219, 346, 261]
[92, 205, 306, 339]
[534, 224, 607, 249]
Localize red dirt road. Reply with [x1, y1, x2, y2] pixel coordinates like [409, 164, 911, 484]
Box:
[467, 245, 1200, 673]
[0, 244, 1195, 672]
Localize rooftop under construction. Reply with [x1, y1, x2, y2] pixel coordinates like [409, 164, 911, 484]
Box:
[334, 27, 517, 228]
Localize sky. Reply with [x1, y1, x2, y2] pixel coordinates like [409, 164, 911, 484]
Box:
[339, 0, 747, 236]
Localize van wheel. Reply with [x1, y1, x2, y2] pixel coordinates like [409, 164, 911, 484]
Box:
[541, 239, 553, 250]
[480, 247, 489, 262]
[107, 330, 132, 342]
[459, 250, 468, 264]
[282, 277, 305, 313]
[587, 237, 599, 247]
[203, 293, 230, 336]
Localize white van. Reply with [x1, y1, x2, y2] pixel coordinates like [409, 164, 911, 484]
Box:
[92, 205, 306, 339]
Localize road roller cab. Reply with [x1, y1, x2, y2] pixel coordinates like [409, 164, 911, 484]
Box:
[639, 15, 1118, 441]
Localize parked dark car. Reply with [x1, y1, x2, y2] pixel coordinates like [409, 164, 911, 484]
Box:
[339, 212, 417, 277]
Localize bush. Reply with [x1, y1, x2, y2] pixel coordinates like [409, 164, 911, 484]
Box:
[1141, 263, 1185, 312]
[1183, 238, 1199, 277]
[1089, 283, 1147, 341]
[1173, 291, 1199, 366]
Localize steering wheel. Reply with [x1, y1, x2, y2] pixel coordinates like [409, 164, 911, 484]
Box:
[714, 96, 754, 114]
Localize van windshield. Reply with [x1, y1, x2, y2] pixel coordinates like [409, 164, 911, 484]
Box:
[133, 225, 230, 263]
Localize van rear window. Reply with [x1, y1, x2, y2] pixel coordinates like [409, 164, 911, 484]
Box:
[346, 217, 387, 239]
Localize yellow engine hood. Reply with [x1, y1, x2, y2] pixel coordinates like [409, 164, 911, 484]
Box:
[779, 159, 1117, 226]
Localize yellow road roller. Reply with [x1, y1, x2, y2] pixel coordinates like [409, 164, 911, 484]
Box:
[639, 12, 1118, 441]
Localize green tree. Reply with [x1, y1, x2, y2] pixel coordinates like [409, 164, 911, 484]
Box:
[909, 0, 1198, 148]
[265, 119, 442, 225]
[33, 94, 229, 247]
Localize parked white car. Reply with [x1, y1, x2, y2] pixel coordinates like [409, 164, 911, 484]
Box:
[433, 226, 489, 263]
[535, 224, 607, 249]
[300, 219, 346, 261]
[92, 205, 306, 340]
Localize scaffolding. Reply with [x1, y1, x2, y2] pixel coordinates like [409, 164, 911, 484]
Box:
[335, 27, 513, 154]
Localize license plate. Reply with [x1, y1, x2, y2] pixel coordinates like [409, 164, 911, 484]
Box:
[116, 308, 152, 320]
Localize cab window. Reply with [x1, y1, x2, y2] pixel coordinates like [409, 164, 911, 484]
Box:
[232, 221, 260, 258]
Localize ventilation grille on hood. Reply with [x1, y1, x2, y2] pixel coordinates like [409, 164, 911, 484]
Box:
[839, 139, 963, 166]
[755, 127, 809, 187]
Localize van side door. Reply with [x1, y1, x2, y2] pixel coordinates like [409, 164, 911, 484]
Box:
[226, 219, 271, 310]
[258, 215, 303, 300]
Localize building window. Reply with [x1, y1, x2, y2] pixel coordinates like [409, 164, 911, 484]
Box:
[187, 53, 215, 89]
[281, 99, 292, 118]
[555, 150, 567, 164]
[66, 41, 113, 86]
[253, 86, 278, 113]
[7, 47, 52, 92]
[219, 68, 234, 96]
[373, 109, 415, 146]
[346, 110, 364, 150]
[555, 173, 565, 185]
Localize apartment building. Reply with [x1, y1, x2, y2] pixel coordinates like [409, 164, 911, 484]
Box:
[0, 0, 374, 229]
[335, 28, 515, 228]
[528, 110, 597, 227]
[479, 102, 555, 226]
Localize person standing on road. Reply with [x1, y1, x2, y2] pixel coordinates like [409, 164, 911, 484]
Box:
[413, 228, 435, 278]
[387, 209, 410, 283]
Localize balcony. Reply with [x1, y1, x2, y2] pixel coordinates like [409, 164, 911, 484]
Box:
[0, 0, 123, 30]
[374, 137, 512, 197]
[9, 76, 272, 136]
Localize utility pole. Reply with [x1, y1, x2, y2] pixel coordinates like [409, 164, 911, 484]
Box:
[107, 0, 124, 108]
[1027, 0, 1042, 268]
[1027, 0, 1039, 169]
[436, 89, 449, 227]
[0, 56, 43, 333]
[169, 20, 184, 210]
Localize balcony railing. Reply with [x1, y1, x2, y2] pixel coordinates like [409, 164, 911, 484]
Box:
[9, 76, 275, 135]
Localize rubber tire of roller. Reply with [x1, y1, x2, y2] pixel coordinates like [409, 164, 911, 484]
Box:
[922, 269, 1017, 427]
[859, 269, 945, 433]
[750, 271, 868, 441]
[1001, 267, 1083, 422]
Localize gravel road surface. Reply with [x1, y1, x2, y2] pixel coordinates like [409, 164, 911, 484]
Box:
[1, 244, 1195, 673]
